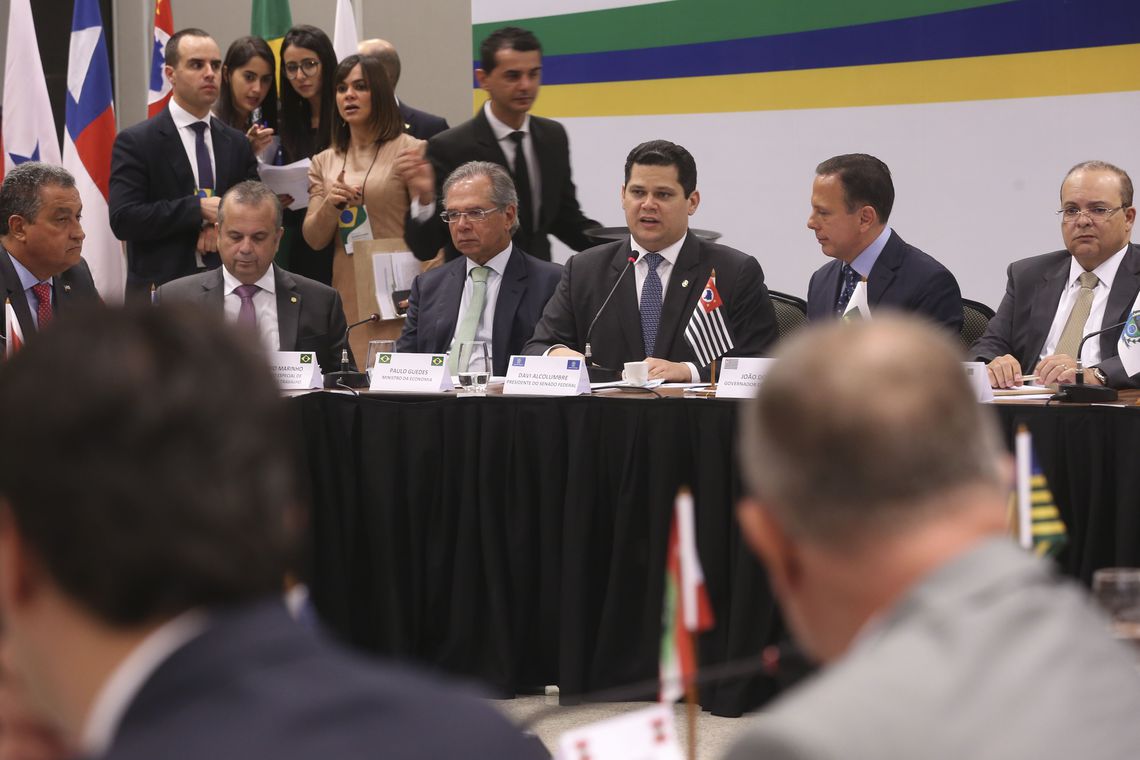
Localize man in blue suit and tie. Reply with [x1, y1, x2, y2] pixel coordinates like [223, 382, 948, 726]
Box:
[397, 161, 561, 376]
[805, 153, 962, 334]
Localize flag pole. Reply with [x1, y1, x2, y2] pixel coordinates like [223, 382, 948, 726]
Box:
[685, 671, 698, 760]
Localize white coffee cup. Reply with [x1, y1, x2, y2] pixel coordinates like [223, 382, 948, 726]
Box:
[622, 361, 650, 386]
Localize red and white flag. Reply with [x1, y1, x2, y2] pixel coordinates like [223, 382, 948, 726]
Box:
[683, 270, 735, 367]
[147, 0, 175, 118]
[3, 0, 62, 175]
[4, 300, 25, 358]
[64, 0, 124, 301]
[659, 487, 715, 703]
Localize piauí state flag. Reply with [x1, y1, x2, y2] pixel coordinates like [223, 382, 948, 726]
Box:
[147, 0, 175, 118]
[64, 0, 124, 300]
[659, 487, 715, 703]
[3, 0, 62, 176]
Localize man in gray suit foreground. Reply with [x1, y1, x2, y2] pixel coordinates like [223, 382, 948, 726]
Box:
[726, 317, 1140, 760]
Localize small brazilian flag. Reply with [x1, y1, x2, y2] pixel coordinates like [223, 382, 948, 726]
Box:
[377, 353, 391, 364]
[431, 356, 444, 366]
[338, 204, 368, 247]
[300, 353, 312, 364]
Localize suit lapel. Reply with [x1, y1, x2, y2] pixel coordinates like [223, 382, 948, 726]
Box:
[1100, 243, 1140, 358]
[473, 110, 510, 167]
[610, 242, 643, 359]
[867, 231, 902, 306]
[1026, 255, 1070, 363]
[655, 235, 703, 357]
[0, 249, 35, 338]
[491, 248, 526, 369]
[274, 266, 300, 351]
[528, 118, 555, 228]
[209, 117, 231, 192]
[158, 108, 197, 194]
[433, 258, 467, 350]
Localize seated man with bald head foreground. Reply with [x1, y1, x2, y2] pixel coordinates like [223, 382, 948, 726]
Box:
[0, 305, 544, 760]
[727, 317, 1140, 760]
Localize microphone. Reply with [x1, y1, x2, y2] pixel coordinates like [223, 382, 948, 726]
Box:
[583, 252, 639, 379]
[1052, 318, 1127, 403]
[323, 313, 380, 389]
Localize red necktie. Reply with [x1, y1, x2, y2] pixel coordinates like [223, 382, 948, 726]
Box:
[31, 282, 52, 328]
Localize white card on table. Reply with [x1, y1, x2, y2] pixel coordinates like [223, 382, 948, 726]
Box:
[503, 355, 591, 396]
[555, 703, 682, 760]
[963, 361, 995, 402]
[270, 351, 322, 390]
[368, 352, 451, 393]
[715, 357, 776, 398]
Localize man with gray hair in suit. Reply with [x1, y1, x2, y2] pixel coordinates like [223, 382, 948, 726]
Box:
[727, 316, 1140, 760]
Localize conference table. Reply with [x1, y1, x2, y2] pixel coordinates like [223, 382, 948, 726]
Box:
[291, 387, 1140, 718]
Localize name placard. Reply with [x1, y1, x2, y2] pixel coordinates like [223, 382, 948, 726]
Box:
[368, 352, 451, 393]
[503, 355, 591, 396]
[963, 361, 995, 402]
[270, 351, 322, 390]
[555, 703, 682, 760]
[715, 357, 777, 398]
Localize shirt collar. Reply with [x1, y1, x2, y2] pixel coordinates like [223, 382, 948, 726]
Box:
[466, 242, 513, 278]
[222, 263, 277, 296]
[630, 232, 688, 267]
[1066, 243, 1128, 289]
[483, 100, 530, 141]
[168, 98, 210, 131]
[849, 226, 892, 279]
[7, 252, 50, 291]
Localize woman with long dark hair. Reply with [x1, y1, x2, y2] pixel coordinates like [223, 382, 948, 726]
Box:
[214, 36, 279, 163]
[278, 25, 339, 284]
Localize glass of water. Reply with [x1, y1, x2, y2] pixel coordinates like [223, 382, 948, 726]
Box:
[456, 341, 490, 395]
[1092, 568, 1140, 651]
[365, 340, 396, 380]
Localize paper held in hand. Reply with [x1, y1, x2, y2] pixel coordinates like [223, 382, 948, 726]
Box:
[368, 352, 452, 393]
[270, 352, 322, 390]
[256, 159, 311, 210]
[503, 355, 591, 396]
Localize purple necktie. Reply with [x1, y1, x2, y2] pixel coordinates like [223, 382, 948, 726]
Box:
[188, 122, 214, 190]
[235, 284, 259, 329]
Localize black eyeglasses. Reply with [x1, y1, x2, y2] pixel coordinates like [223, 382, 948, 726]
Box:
[284, 59, 320, 79]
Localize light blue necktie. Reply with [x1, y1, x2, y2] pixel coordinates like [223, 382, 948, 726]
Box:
[450, 266, 490, 373]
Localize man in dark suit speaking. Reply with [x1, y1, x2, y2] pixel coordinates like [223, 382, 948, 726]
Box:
[525, 140, 779, 382]
[110, 28, 258, 295]
[419, 26, 599, 263]
[0, 305, 545, 760]
[972, 160, 1138, 389]
[805, 153, 962, 333]
[0, 162, 100, 347]
[159, 181, 349, 374]
[398, 161, 560, 376]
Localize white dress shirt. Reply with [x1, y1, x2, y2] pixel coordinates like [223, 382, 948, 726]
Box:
[6, 252, 52, 330]
[482, 102, 541, 231]
[1040, 244, 1128, 366]
[168, 99, 216, 191]
[630, 233, 700, 382]
[221, 265, 280, 355]
[452, 244, 512, 370]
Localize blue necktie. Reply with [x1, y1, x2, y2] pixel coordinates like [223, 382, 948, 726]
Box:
[641, 253, 664, 357]
[188, 122, 214, 190]
[835, 264, 860, 315]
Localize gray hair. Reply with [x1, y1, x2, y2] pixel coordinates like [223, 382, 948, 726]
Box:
[1063, 160, 1133, 207]
[0, 162, 77, 235]
[217, 181, 283, 228]
[739, 317, 1007, 546]
[443, 161, 520, 234]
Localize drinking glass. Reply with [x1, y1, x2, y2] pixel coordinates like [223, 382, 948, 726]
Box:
[365, 340, 396, 380]
[456, 341, 490, 395]
[1092, 567, 1140, 650]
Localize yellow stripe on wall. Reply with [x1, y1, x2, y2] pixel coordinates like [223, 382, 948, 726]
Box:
[471, 43, 1140, 118]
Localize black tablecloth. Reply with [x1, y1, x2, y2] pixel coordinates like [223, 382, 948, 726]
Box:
[293, 391, 1140, 717]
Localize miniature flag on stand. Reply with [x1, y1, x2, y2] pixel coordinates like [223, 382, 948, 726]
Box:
[684, 270, 734, 367]
[333, 0, 360, 61]
[3, 0, 62, 175]
[147, 0, 174, 117]
[64, 0, 124, 301]
[4, 300, 24, 358]
[1013, 425, 1068, 558]
[842, 279, 870, 320]
[1117, 301, 1140, 378]
[659, 487, 715, 703]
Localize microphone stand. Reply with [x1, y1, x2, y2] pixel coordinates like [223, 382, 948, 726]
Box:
[1053, 319, 1126, 403]
[584, 253, 639, 382]
[323, 313, 380, 389]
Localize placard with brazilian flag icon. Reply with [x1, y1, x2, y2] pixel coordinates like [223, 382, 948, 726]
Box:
[269, 351, 322, 390]
[368, 352, 452, 393]
[338, 204, 371, 254]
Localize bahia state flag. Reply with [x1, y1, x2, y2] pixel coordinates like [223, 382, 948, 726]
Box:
[659, 487, 715, 703]
[1117, 299, 1140, 378]
[64, 0, 124, 301]
[4, 300, 25, 358]
[3, 0, 62, 176]
[684, 269, 735, 367]
[147, 0, 175, 118]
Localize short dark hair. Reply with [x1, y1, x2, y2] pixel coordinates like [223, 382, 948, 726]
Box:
[479, 26, 542, 72]
[165, 28, 213, 69]
[0, 305, 299, 626]
[331, 54, 403, 152]
[624, 140, 698, 198]
[218, 180, 283, 228]
[815, 153, 895, 223]
[1064, 160, 1134, 208]
[0, 162, 76, 235]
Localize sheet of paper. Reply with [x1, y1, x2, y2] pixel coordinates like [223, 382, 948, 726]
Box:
[370, 250, 420, 320]
[257, 159, 312, 210]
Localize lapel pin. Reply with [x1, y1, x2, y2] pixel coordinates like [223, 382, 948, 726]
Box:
[64, 284, 72, 292]
[290, 296, 298, 303]
[681, 279, 689, 288]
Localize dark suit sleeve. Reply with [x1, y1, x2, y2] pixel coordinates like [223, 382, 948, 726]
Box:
[395, 274, 424, 353]
[970, 262, 1018, 365]
[109, 128, 203, 242]
[404, 137, 457, 262]
[915, 266, 963, 334]
[545, 124, 600, 253]
[726, 254, 780, 359]
[523, 256, 580, 354]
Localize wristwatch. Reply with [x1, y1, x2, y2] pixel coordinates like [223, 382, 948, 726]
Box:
[1090, 366, 1107, 385]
